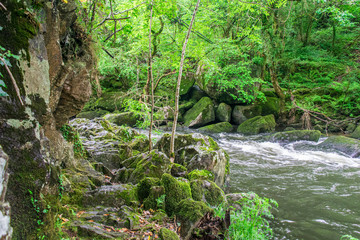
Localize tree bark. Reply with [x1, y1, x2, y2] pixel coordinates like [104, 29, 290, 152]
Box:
[170, 0, 201, 161]
[148, 0, 154, 152]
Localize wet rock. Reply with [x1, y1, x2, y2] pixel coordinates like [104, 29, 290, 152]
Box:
[237, 115, 276, 135]
[198, 122, 233, 133]
[180, 75, 195, 96]
[183, 97, 215, 128]
[76, 109, 109, 119]
[216, 103, 232, 122]
[317, 136, 360, 158]
[73, 221, 129, 239]
[268, 130, 321, 143]
[190, 179, 225, 206]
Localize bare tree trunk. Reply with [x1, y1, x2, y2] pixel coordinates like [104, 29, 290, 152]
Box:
[148, 0, 154, 152]
[170, 0, 201, 162]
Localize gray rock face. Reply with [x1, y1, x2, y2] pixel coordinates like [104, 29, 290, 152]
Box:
[154, 133, 229, 187]
[104, 112, 140, 127]
[0, 146, 12, 239]
[317, 136, 360, 158]
[216, 103, 232, 122]
[232, 105, 262, 125]
[269, 130, 321, 143]
[237, 115, 276, 135]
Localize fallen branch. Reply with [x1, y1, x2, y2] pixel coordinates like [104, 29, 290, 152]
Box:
[0, 57, 24, 106]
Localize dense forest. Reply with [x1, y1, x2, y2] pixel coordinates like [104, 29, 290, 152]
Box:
[1, 0, 360, 239]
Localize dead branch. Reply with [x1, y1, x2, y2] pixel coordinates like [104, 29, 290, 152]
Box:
[0, 57, 24, 106]
[0, 2, 7, 10]
[102, 47, 114, 58]
[103, 26, 125, 42]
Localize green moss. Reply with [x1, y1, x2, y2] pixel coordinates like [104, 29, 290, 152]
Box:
[198, 122, 233, 133]
[188, 169, 214, 181]
[171, 163, 187, 177]
[179, 101, 196, 115]
[137, 177, 161, 202]
[176, 199, 212, 223]
[150, 211, 168, 225]
[259, 97, 281, 118]
[76, 109, 109, 119]
[143, 186, 165, 210]
[270, 130, 321, 142]
[119, 185, 138, 206]
[216, 103, 232, 122]
[190, 180, 225, 206]
[351, 125, 360, 139]
[180, 78, 195, 95]
[159, 228, 180, 240]
[183, 97, 215, 128]
[161, 174, 192, 216]
[237, 114, 276, 135]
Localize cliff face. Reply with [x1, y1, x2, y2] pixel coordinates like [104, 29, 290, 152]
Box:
[0, 0, 95, 238]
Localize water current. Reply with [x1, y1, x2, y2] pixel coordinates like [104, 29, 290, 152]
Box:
[211, 133, 360, 240]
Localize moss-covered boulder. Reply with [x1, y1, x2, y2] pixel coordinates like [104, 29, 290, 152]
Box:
[269, 130, 321, 143]
[161, 174, 192, 216]
[92, 91, 125, 112]
[237, 115, 276, 135]
[351, 125, 360, 139]
[83, 184, 138, 207]
[171, 163, 188, 177]
[259, 97, 281, 118]
[180, 77, 195, 96]
[183, 97, 215, 128]
[198, 122, 233, 133]
[216, 103, 232, 122]
[188, 169, 215, 182]
[317, 136, 360, 158]
[143, 186, 165, 210]
[159, 228, 180, 240]
[175, 199, 213, 238]
[179, 101, 196, 115]
[190, 179, 225, 206]
[155, 133, 229, 187]
[122, 151, 172, 184]
[104, 112, 140, 127]
[232, 105, 262, 125]
[137, 177, 162, 202]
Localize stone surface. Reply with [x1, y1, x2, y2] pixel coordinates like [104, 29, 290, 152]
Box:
[198, 122, 233, 133]
[77, 110, 109, 119]
[216, 103, 232, 122]
[351, 125, 360, 139]
[317, 136, 360, 158]
[237, 115, 276, 135]
[0, 146, 12, 239]
[190, 179, 225, 206]
[183, 97, 215, 128]
[154, 133, 230, 187]
[104, 112, 140, 127]
[232, 105, 262, 125]
[269, 130, 321, 143]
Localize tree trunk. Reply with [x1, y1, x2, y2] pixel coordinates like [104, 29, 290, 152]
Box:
[170, 0, 201, 161]
[148, 0, 154, 152]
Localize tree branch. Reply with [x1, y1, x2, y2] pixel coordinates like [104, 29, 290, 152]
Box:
[0, 57, 24, 106]
[0, 2, 7, 10]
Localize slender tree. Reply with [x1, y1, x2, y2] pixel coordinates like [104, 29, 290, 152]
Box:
[169, 0, 201, 161]
[148, 0, 154, 152]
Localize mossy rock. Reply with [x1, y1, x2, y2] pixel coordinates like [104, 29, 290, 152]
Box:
[161, 174, 192, 216]
[259, 97, 281, 118]
[159, 228, 180, 240]
[94, 92, 125, 112]
[237, 114, 276, 135]
[351, 125, 360, 139]
[179, 101, 196, 115]
[188, 169, 215, 181]
[143, 186, 165, 210]
[171, 163, 188, 177]
[84, 184, 138, 207]
[175, 199, 213, 238]
[76, 109, 109, 119]
[231, 104, 262, 125]
[104, 112, 140, 127]
[183, 97, 215, 128]
[126, 150, 172, 184]
[137, 177, 161, 202]
[317, 136, 360, 158]
[198, 122, 233, 133]
[190, 179, 225, 206]
[269, 130, 321, 143]
[180, 77, 195, 96]
[216, 103, 232, 122]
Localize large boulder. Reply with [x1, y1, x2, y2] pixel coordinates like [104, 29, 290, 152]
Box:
[183, 97, 215, 128]
[216, 103, 232, 122]
[268, 130, 321, 143]
[154, 133, 230, 187]
[259, 97, 281, 118]
[317, 136, 360, 158]
[232, 105, 262, 125]
[190, 179, 225, 206]
[104, 112, 140, 127]
[198, 122, 233, 133]
[351, 125, 360, 139]
[237, 115, 276, 135]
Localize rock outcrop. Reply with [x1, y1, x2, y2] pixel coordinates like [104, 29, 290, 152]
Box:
[237, 115, 276, 135]
[183, 97, 215, 128]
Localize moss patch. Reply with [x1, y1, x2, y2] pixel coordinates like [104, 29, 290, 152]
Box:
[237, 114, 276, 135]
[199, 122, 233, 133]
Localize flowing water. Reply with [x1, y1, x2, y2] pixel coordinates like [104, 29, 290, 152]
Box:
[212, 133, 360, 240]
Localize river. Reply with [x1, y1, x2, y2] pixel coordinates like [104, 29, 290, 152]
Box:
[212, 133, 360, 240]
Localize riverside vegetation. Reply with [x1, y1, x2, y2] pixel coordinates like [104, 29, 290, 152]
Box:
[0, 0, 360, 239]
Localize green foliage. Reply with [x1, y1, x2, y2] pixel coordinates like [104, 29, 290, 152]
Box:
[60, 125, 87, 158]
[341, 235, 360, 240]
[0, 45, 20, 96]
[214, 192, 278, 240]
